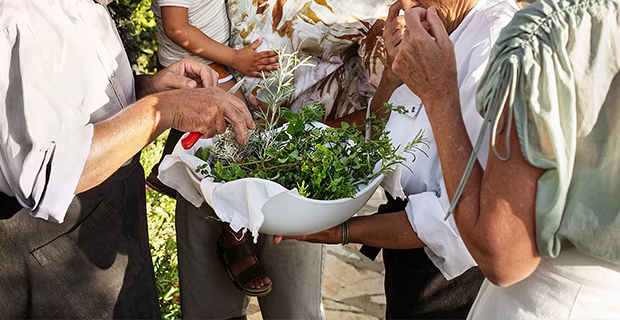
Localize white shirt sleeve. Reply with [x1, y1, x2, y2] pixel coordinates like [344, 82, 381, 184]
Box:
[405, 191, 477, 280]
[0, 12, 95, 223]
[156, 0, 193, 8]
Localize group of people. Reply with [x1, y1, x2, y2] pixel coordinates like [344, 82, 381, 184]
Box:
[1, 0, 619, 319]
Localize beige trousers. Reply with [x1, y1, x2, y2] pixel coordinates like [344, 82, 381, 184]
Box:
[175, 197, 326, 319]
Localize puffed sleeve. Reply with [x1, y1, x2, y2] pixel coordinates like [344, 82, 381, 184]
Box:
[405, 191, 478, 280]
[0, 19, 94, 223]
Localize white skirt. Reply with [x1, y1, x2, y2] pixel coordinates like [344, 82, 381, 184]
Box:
[468, 249, 620, 319]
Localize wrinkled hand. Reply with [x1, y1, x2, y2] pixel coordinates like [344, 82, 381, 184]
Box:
[383, 1, 407, 80]
[152, 57, 219, 91]
[232, 38, 279, 78]
[393, 7, 458, 110]
[273, 224, 343, 245]
[158, 87, 255, 144]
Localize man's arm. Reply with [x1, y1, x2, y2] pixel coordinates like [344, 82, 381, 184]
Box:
[76, 57, 246, 193]
[76, 86, 254, 194]
[367, 69, 403, 118]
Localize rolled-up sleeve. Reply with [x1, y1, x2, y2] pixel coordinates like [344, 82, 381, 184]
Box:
[0, 21, 94, 223]
[406, 191, 477, 280]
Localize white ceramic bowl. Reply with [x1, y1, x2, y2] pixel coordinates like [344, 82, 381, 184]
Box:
[186, 166, 383, 236]
[259, 174, 383, 236]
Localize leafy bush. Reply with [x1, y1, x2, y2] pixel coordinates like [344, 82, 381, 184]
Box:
[108, 0, 158, 74]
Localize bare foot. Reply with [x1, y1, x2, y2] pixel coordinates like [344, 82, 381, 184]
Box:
[220, 223, 271, 290]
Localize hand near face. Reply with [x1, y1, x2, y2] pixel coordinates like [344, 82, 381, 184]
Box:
[384, 1, 407, 76]
[400, 0, 419, 9]
[393, 7, 459, 110]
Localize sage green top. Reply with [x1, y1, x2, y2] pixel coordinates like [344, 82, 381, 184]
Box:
[451, 0, 620, 264]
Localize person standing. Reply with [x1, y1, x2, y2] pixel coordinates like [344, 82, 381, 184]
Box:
[0, 0, 253, 318]
[391, 0, 620, 317]
[147, 0, 279, 197]
[276, 0, 518, 318]
[150, 0, 326, 318]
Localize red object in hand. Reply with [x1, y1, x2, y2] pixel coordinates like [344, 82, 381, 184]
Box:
[181, 78, 245, 150]
[181, 132, 201, 149]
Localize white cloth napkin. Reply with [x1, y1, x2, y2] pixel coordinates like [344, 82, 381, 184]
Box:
[158, 133, 301, 241]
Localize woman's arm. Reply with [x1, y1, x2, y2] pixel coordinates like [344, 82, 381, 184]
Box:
[393, 6, 542, 286]
[161, 6, 278, 77]
[426, 94, 543, 286]
[275, 210, 424, 249]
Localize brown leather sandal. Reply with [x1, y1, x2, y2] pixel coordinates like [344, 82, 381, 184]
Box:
[217, 238, 272, 297]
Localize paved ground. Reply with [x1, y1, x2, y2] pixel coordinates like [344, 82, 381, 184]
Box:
[248, 189, 387, 320]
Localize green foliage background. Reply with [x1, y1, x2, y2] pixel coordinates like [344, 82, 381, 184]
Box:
[107, 1, 180, 318]
[141, 131, 181, 319]
[108, 0, 158, 74]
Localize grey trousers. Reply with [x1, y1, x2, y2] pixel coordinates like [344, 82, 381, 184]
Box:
[0, 159, 160, 319]
[175, 197, 326, 319]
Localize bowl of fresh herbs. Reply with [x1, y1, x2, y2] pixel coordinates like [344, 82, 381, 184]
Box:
[189, 51, 426, 236]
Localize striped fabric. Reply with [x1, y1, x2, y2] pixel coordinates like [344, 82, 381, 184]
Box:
[152, 0, 230, 67]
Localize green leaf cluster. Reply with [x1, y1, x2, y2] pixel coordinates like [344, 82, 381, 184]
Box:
[195, 102, 427, 200]
[194, 51, 428, 201]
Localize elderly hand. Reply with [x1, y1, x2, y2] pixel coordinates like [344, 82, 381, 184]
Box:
[393, 7, 459, 111]
[156, 87, 255, 144]
[383, 1, 407, 84]
[272, 224, 343, 245]
[137, 57, 220, 98]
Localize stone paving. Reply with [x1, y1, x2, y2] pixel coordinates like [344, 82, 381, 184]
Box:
[248, 189, 387, 320]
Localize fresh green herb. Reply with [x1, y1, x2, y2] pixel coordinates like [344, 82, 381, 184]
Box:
[195, 50, 428, 200]
[194, 147, 210, 163]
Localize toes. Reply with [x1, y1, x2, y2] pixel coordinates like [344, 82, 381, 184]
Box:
[262, 276, 271, 285]
[253, 280, 262, 288]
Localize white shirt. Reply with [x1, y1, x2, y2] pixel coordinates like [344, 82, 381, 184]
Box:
[0, 0, 135, 223]
[152, 0, 230, 67]
[380, 0, 518, 279]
